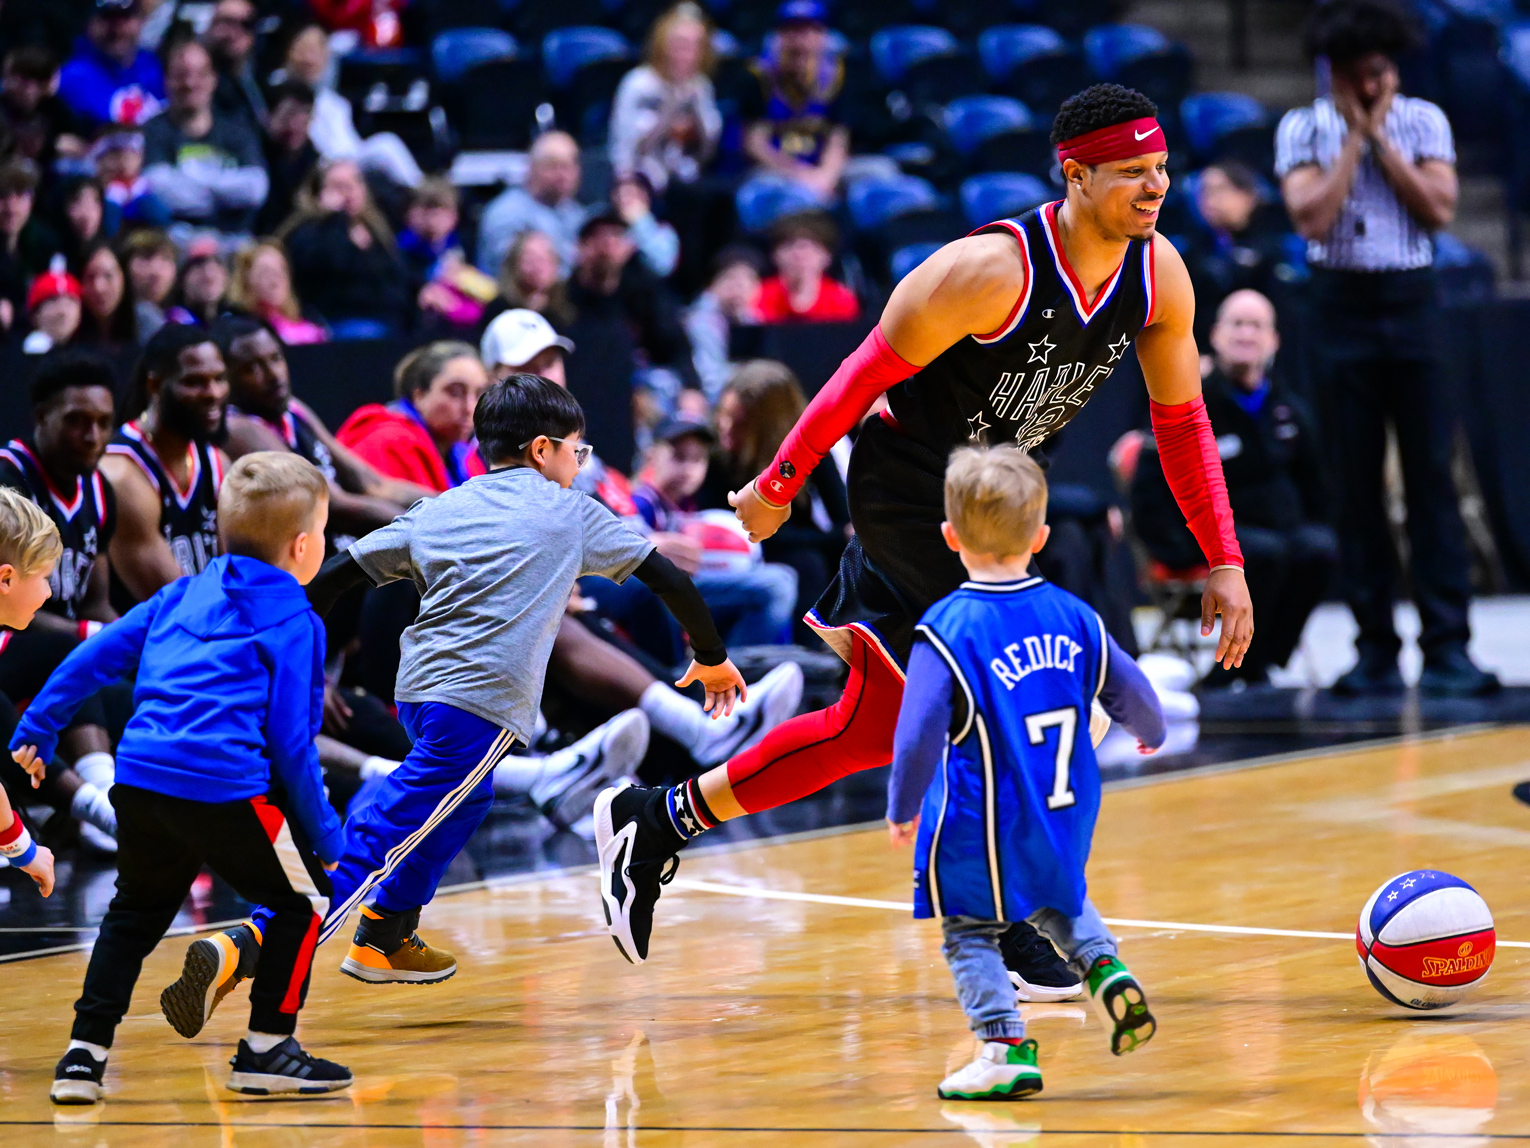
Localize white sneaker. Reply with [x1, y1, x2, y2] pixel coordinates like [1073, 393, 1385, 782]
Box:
[79, 822, 118, 854]
[529, 711, 651, 831]
[937, 1040, 1042, 1101]
[691, 662, 804, 766]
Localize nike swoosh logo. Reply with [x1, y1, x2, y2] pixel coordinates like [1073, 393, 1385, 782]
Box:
[1135, 128, 1155, 140]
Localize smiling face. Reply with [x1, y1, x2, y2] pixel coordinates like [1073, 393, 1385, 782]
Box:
[154, 342, 229, 443]
[1064, 151, 1170, 241]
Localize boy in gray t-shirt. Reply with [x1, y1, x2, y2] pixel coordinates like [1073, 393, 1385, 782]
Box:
[180, 375, 743, 1008]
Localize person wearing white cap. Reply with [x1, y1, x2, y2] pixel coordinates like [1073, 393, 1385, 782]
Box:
[480, 307, 575, 384]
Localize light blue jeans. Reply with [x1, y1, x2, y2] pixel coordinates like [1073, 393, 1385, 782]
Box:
[942, 899, 1118, 1040]
[694, 563, 799, 646]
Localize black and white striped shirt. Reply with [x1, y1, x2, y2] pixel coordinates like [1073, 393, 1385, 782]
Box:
[1274, 94, 1454, 272]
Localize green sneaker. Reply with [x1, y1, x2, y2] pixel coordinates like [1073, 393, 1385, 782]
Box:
[1085, 955, 1156, 1055]
[937, 1039, 1043, 1101]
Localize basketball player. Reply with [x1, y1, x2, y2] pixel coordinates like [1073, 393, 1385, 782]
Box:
[596, 84, 1255, 970]
[101, 324, 230, 612]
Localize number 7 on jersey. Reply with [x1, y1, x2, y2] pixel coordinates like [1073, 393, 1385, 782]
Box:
[1025, 707, 1078, 810]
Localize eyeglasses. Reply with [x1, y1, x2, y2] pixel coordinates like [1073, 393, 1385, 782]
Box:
[519, 436, 593, 468]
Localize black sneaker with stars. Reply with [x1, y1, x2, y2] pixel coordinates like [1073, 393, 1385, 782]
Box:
[594, 784, 693, 964]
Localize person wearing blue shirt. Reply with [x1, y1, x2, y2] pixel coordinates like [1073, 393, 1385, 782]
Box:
[15, 452, 352, 1105]
[887, 446, 1167, 1101]
[58, 0, 165, 132]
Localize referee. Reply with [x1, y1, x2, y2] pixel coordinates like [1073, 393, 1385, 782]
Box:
[1276, 0, 1497, 697]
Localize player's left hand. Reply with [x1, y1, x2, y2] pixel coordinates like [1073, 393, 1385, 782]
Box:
[1202, 566, 1254, 670]
[21, 844, 54, 897]
[676, 657, 748, 719]
[888, 816, 919, 848]
[11, 744, 45, 787]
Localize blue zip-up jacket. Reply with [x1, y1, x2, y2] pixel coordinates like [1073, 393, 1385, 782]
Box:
[11, 555, 343, 863]
[58, 37, 165, 130]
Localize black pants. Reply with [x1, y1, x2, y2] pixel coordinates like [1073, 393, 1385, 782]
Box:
[1310, 268, 1474, 662]
[72, 783, 332, 1045]
[1239, 523, 1339, 675]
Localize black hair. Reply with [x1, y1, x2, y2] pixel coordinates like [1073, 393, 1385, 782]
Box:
[1203, 159, 1260, 195]
[30, 348, 117, 408]
[1304, 0, 1420, 65]
[268, 77, 315, 108]
[1050, 84, 1159, 146]
[125, 321, 218, 419]
[5, 45, 59, 81]
[475, 374, 586, 466]
[210, 312, 280, 359]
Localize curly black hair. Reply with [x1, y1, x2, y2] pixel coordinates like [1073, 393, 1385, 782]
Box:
[1303, 0, 1420, 66]
[1049, 84, 1159, 147]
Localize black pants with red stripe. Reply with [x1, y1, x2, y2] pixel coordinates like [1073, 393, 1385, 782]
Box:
[71, 784, 332, 1045]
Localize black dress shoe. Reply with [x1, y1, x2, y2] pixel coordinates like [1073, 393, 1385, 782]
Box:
[1331, 657, 1405, 696]
[1419, 650, 1500, 697]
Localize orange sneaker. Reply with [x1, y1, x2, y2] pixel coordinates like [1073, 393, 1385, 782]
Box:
[339, 906, 456, 985]
[160, 921, 262, 1038]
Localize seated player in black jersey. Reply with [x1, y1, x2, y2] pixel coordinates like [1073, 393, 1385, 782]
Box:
[100, 324, 231, 611]
[0, 352, 121, 851]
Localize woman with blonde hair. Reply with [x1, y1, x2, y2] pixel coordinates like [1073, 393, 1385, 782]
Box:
[478, 229, 575, 335]
[609, 3, 721, 194]
[228, 240, 328, 344]
[699, 359, 851, 641]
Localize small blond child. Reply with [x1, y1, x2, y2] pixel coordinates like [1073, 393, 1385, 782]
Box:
[886, 446, 1167, 1100]
[11, 453, 350, 1104]
[0, 486, 62, 895]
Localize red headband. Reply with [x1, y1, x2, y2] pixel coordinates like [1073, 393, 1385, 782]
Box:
[1056, 117, 1166, 165]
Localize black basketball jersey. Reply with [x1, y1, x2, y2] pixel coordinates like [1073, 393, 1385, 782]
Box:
[105, 420, 223, 582]
[883, 200, 1156, 460]
[0, 440, 115, 620]
[230, 404, 339, 482]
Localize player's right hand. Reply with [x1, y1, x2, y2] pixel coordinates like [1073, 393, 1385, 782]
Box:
[888, 816, 919, 848]
[11, 745, 44, 787]
[676, 657, 748, 719]
[728, 482, 792, 543]
[22, 844, 54, 897]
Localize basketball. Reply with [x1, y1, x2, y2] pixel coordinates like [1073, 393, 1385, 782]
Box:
[1356, 871, 1495, 1010]
[683, 510, 762, 573]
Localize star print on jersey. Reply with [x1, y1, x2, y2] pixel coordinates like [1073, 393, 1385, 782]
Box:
[967, 411, 991, 441]
[1107, 334, 1130, 363]
[1028, 335, 1056, 365]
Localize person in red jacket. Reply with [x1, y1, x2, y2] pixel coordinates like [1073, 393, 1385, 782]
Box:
[335, 341, 488, 492]
[756, 210, 859, 324]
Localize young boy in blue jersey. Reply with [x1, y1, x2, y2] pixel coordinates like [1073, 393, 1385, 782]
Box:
[12, 452, 351, 1104]
[888, 445, 1169, 1101]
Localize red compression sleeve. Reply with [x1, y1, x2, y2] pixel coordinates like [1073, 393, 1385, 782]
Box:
[1149, 396, 1243, 569]
[755, 326, 920, 506]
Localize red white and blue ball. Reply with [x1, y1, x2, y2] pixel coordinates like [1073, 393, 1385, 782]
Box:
[1356, 870, 1495, 1011]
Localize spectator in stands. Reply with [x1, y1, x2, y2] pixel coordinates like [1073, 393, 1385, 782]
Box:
[611, 2, 722, 196]
[274, 21, 423, 190]
[91, 129, 170, 228]
[204, 0, 262, 137]
[1277, 0, 1493, 697]
[402, 178, 494, 338]
[1131, 290, 1336, 687]
[23, 265, 83, 354]
[611, 173, 681, 280]
[697, 359, 849, 641]
[742, 0, 849, 202]
[226, 239, 327, 345]
[0, 160, 61, 335]
[335, 341, 488, 492]
[757, 211, 858, 323]
[57, 177, 113, 273]
[58, 0, 165, 131]
[684, 245, 763, 402]
[164, 236, 228, 326]
[478, 131, 586, 277]
[256, 79, 319, 235]
[481, 229, 574, 332]
[1182, 161, 1290, 345]
[1, 46, 86, 169]
[73, 242, 138, 353]
[120, 227, 175, 337]
[142, 38, 267, 240]
[278, 158, 411, 337]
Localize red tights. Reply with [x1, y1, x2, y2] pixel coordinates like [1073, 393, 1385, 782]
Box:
[725, 634, 903, 814]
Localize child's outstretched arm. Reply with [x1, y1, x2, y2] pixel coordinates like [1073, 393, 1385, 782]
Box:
[261, 616, 345, 865]
[0, 787, 54, 896]
[1097, 634, 1167, 753]
[887, 639, 955, 847]
[630, 549, 746, 717]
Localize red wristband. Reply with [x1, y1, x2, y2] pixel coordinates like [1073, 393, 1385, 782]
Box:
[1149, 396, 1243, 569]
[0, 812, 24, 847]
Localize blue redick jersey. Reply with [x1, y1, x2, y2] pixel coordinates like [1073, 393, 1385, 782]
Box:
[912, 576, 1109, 921]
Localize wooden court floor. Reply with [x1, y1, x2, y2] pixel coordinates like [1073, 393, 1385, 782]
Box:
[4, 725, 1530, 1145]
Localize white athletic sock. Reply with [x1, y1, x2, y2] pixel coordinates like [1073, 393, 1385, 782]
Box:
[73, 752, 114, 789]
[244, 1031, 286, 1054]
[359, 755, 399, 781]
[70, 782, 116, 836]
[67, 1040, 108, 1063]
[639, 683, 721, 752]
[491, 754, 545, 797]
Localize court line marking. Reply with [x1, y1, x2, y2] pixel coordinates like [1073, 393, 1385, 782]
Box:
[665, 877, 1530, 948]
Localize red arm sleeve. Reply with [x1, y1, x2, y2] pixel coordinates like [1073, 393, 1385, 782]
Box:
[1149, 396, 1244, 569]
[754, 326, 920, 506]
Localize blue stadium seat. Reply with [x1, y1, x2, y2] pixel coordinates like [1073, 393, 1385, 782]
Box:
[542, 27, 630, 88]
[870, 26, 959, 84]
[1506, 20, 1530, 81]
[1179, 92, 1267, 159]
[977, 25, 1066, 81]
[1082, 23, 1170, 78]
[430, 28, 517, 84]
[847, 174, 941, 230]
[944, 95, 1033, 156]
[1083, 24, 1193, 125]
[890, 241, 943, 281]
[959, 172, 1051, 226]
[735, 177, 825, 233]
